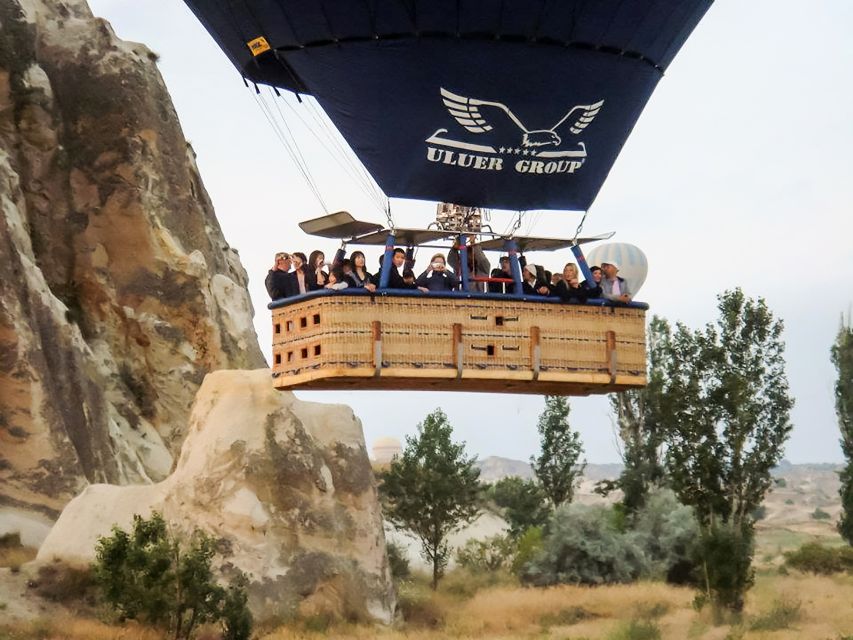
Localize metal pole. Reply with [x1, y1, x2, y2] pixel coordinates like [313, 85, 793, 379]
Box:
[505, 239, 523, 294]
[458, 233, 470, 292]
[570, 243, 595, 287]
[379, 232, 395, 289]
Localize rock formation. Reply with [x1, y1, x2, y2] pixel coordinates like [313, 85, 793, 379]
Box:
[0, 0, 265, 532]
[37, 369, 395, 623]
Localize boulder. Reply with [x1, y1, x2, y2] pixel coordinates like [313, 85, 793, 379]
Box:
[38, 369, 395, 623]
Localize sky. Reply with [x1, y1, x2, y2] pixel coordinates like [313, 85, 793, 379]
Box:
[86, 0, 852, 464]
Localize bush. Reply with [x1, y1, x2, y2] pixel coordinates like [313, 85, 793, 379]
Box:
[693, 522, 755, 613]
[33, 562, 96, 606]
[511, 526, 543, 575]
[749, 597, 802, 631]
[386, 540, 410, 579]
[455, 534, 515, 572]
[811, 507, 832, 520]
[93, 512, 252, 640]
[631, 489, 701, 584]
[784, 542, 853, 574]
[520, 504, 648, 586]
[608, 618, 661, 640]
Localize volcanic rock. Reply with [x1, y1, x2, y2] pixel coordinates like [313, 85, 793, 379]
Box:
[37, 369, 395, 623]
[0, 0, 264, 531]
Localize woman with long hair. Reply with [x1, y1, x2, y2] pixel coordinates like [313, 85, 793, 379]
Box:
[347, 250, 373, 288]
[306, 249, 328, 291]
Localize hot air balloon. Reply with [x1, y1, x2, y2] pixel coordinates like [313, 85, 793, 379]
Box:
[587, 243, 649, 296]
[183, 0, 713, 395]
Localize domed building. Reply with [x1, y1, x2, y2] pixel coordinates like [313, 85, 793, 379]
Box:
[372, 436, 402, 464]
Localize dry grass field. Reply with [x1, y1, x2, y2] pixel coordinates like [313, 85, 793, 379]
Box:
[1, 570, 852, 640]
[1, 464, 849, 639]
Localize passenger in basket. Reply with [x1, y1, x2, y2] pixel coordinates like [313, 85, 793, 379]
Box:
[416, 253, 459, 292]
[600, 260, 632, 303]
[489, 256, 514, 294]
[522, 264, 550, 296]
[306, 250, 328, 291]
[581, 265, 603, 291]
[551, 263, 599, 302]
[324, 267, 349, 290]
[265, 252, 295, 300]
[372, 248, 415, 289]
[347, 250, 376, 292]
[289, 252, 309, 295]
[448, 245, 490, 292]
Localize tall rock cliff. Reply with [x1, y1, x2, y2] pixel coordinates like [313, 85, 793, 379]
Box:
[0, 0, 265, 531]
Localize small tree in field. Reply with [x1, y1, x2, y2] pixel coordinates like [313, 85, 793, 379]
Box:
[659, 289, 793, 612]
[531, 396, 586, 508]
[93, 512, 251, 640]
[379, 408, 480, 589]
[833, 314, 853, 544]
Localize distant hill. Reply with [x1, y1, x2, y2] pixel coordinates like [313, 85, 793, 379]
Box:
[476, 456, 624, 484]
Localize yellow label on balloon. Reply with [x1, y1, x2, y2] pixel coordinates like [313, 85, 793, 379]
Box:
[247, 36, 271, 56]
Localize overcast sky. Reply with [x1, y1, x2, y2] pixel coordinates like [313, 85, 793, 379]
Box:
[87, 0, 852, 464]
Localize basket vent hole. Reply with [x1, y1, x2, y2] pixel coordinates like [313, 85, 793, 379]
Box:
[300, 317, 307, 328]
[301, 348, 308, 359]
[313, 313, 321, 325]
[274, 323, 282, 334]
[486, 345, 495, 356]
[495, 316, 504, 326]
[274, 353, 282, 365]
[314, 345, 321, 356]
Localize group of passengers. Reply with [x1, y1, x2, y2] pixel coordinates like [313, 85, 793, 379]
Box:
[265, 247, 632, 304]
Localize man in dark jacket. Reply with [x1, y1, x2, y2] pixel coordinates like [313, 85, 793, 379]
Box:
[265, 252, 295, 300]
[372, 248, 416, 289]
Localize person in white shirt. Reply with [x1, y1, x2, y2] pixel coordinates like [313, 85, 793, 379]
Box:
[600, 260, 632, 303]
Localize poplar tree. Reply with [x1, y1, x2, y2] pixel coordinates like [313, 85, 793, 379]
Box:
[607, 316, 672, 514]
[379, 409, 480, 589]
[833, 315, 853, 544]
[658, 289, 793, 612]
[531, 396, 586, 508]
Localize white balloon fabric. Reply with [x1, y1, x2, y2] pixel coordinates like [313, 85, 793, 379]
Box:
[586, 243, 648, 296]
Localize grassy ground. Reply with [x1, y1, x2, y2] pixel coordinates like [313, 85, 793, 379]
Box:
[2, 570, 852, 640]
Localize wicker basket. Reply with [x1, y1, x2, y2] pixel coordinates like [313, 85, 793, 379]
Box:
[271, 292, 646, 395]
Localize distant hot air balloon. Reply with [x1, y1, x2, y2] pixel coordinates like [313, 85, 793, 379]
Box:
[587, 243, 648, 295]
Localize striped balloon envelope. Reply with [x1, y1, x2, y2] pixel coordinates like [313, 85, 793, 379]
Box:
[587, 243, 648, 296]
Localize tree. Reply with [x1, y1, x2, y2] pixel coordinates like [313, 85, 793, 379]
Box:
[605, 316, 671, 514]
[487, 476, 550, 537]
[378, 408, 481, 589]
[658, 289, 794, 612]
[833, 314, 853, 544]
[93, 512, 252, 640]
[531, 396, 586, 508]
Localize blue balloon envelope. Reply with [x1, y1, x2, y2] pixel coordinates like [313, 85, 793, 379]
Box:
[184, 0, 712, 211]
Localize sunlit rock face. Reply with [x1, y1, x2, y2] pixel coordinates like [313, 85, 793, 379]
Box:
[0, 0, 264, 529]
[38, 370, 395, 623]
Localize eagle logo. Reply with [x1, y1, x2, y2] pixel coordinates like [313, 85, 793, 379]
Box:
[440, 87, 604, 149]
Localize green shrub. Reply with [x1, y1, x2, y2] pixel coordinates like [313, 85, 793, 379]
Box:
[511, 525, 543, 575]
[386, 540, 410, 579]
[455, 534, 515, 572]
[811, 507, 832, 520]
[784, 542, 853, 574]
[520, 504, 648, 586]
[631, 489, 700, 585]
[693, 522, 755, 613]
[749, 597, 802, 631]
[93, 512, 252, 640]
[396, 581, 444, 628]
